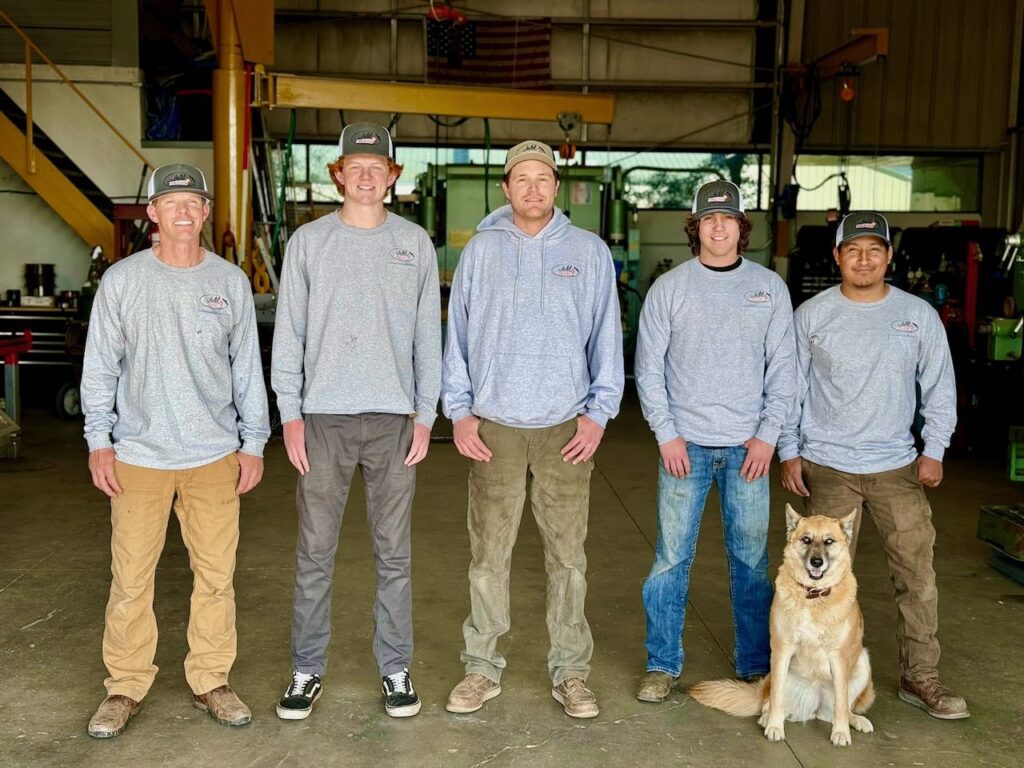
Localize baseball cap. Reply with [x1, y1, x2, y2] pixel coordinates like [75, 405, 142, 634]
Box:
[835, 211, 890, 248]
[504, 140, 558, 174]
[692, 179, 744, 218]
[147, 164, 213, 203]
[338, 122, 394, 159]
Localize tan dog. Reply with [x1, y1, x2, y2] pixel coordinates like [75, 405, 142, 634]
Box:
[689, 505, 875, 747]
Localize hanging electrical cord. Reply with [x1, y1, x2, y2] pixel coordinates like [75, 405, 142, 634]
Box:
[782, 64, 822, 179]
[793, 170, 845, 191]
[428, 114, 470, 128]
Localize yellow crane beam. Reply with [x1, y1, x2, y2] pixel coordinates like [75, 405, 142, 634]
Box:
[254, 71, 616, 125]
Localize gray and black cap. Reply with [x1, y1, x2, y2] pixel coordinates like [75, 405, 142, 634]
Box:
[338, 122, 394, 159]
[147, 164, 213, 203]
[692, 179, 745, 218]
[835, 211, 891, 247]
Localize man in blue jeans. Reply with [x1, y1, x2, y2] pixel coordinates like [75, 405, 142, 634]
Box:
[633, 180, 796, 702]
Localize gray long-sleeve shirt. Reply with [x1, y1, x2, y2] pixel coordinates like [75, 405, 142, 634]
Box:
[635, 257, 797, 447]
[271, 211, 442, 427]
[777, 285, 957, 473]
[441, 205, 624, 429]
[81, 249, 270, 469]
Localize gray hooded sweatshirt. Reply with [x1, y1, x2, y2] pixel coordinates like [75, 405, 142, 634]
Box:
[441, 204, 624, 429]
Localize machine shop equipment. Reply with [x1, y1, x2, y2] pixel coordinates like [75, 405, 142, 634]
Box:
[410, 162, 644, 359]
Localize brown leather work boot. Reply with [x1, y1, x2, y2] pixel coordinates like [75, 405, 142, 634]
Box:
[898, 677, 970, 720]
[636, 671, 678, 702]
[446, 673, 501, 714]
[87, 694, 141, 738]
[192, 685, 252, 727]
[552, 678, 599, 719]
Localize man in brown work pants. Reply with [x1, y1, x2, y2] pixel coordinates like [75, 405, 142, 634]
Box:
[440, 140, 624, 718]
[81, 164, 270, 737]
[464, 418, 594, 682]
[778, 211, 967, 720]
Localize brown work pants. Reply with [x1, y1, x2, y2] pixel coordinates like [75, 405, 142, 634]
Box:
[802, 458, 941, 682]
[102, 455, 240, 701]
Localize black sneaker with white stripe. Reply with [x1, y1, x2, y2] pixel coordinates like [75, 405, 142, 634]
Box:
[382, 668, 421, 717]
[276, 670, 323, 720]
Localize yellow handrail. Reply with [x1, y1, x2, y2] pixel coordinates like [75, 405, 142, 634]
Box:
[0, 9, 155, 173]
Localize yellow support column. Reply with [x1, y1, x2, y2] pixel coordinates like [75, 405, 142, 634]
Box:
[212, 0, 246, 268]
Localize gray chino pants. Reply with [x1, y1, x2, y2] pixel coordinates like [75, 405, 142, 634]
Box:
[291, 413, 416, 677]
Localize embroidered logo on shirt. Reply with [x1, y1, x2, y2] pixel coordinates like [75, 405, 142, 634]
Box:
[745, 290, 772, 304]
[552, 264, 580, 278]
[200, 294, 229, 311]
[891, 320, 919, 333]
[390, 248, 416, 264]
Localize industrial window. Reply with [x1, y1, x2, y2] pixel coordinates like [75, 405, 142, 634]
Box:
[792, 155, 981, 213]
[581, 151, 768, 212]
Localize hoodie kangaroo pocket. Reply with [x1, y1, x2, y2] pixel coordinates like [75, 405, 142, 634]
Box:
[477, 353, 579, 423]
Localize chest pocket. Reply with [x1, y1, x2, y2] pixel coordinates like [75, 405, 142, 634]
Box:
[195, 308, 232, 349]
[886, 330, 920, 372]
[382, 261, 419, 311]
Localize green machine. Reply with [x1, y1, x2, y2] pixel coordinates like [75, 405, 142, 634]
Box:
[414, 163, 643, 355]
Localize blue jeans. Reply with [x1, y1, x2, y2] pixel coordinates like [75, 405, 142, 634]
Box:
[642, 445, 772, 678]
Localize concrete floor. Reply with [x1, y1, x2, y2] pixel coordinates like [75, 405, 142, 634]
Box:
[2, 392, 1023, 768]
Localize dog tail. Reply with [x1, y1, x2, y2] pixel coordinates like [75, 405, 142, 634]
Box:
[687, 678, 764, 717]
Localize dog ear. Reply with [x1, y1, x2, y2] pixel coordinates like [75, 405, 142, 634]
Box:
[839, 508, 858, 542]
[785, 504, 802, 536]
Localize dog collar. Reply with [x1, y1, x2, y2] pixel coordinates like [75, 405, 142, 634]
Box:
[805, 586, 832, 599]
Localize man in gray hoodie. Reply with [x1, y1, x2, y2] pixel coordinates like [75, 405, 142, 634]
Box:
[441, 140, 624, 719]
[82, 163, 270, 738]
[778, 211, 967, 720]
[271, 123, 442, 720]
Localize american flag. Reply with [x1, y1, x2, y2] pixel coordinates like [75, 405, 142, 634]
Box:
[426, 18, 552, 89]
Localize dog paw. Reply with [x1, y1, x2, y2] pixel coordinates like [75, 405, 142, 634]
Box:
[764, 725, 785, 742]
[831, 728, 851, 747]
[757, 713, 768, 728]
[850, 714, 874, 733]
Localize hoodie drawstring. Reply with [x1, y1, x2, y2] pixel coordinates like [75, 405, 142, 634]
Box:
[512, 235, 523, 309]
[540, 239, 546, 314]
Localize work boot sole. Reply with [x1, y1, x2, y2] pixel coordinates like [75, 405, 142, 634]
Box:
[636, 686, 673, 703]
[897, 688, 970, 720]
[446, 685, 501, 714]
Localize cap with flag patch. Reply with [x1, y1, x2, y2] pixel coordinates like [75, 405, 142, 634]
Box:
[835, 211, 890, 248]
[147, 164, 212, 203]
[338, 122, 394, 159]
[692, 179, 745, 218]
[504, 140, 558, 174]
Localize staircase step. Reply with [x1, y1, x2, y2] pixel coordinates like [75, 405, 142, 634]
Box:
[0, 89, 114, 219]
